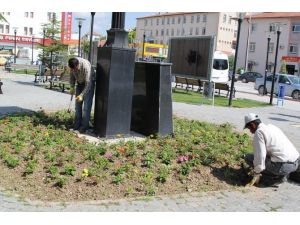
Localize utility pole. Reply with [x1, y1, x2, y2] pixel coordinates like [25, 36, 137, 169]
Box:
[263, 36, 271, 95]
[269, 29, 281, 105]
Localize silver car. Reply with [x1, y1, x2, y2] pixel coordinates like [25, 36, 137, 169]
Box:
[254, 73, 300, 100]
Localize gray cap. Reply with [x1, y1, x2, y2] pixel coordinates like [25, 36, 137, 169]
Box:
[244, 113, 260, 129]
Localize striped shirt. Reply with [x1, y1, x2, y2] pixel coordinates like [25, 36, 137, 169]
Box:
[70, 57, 92, 98]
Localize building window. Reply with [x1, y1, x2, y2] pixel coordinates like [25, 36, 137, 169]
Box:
[144, 19, 147, 26]
[150, 19, 153, 26]
[150, 30, 153, 36]
[189, 27, 193, 35]
[269, 24, 276, 32]
[156, 18, 159, 25]
[249, 42, 256, 52]
[160, 40, 163, 44]
[30, 12, 34, 18]
[289, 44, 298, 54]
[172, 17, 175, 24]
[203, 15, 207, 22]
[177, 29, 180, 36]
[292, 24, 300, 32]
[202, 27, 206, 35]
[29, 27, 33, 35]
[156, 30, 158, 36]
[178, 16, 181, 24]
[171, 29, 174, 36]
[197, 15, 200, 23]
[162, 18, 164, 25]
[251, 23, 257, 32]
[183, 16, 186, 24]
[5, 25, 9, 33]
[166, 29, 169, 36]
[181, 28, 185, 35]
[0, 24, 3, 33]
[167, 17, 170, 25]
[161, 29, 164, 36]
[234, 30, 237, 38]
[24, 27, 28, 35]
[191, 15, 194, 23]
[223, 14, 227, 23]
[269, 42, 274, 53]
[196, 27, 199, 35]
[229, 16, 232, 25]
[25, 12, 29, 17]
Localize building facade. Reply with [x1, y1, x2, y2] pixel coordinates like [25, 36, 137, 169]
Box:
[136, 12, 239, 55]
[237, 12, 300, 76]
[0, 12, 75, 61]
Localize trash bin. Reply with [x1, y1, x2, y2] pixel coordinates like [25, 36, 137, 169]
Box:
[277, 85, 285, 106]
[203, 81, 214, 98]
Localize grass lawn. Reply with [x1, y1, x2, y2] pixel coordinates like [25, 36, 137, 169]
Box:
[13, 69, 37, 75]
[172, 88, 269, 108]
[0, 111, 253, 202]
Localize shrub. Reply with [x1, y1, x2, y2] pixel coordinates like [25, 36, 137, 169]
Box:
[24, 160, 38, 175]
[64, 165, 76, 176]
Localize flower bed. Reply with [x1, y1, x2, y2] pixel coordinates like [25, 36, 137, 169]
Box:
[0, 111, 252, 201]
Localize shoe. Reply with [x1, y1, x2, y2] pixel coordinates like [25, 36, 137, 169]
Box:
[260, 175, 288, 187]
[78, 128, 86, 134]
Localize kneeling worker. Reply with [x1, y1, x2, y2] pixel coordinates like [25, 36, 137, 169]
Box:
[68, 57, 95, 134]
[244, 113, 299, 187]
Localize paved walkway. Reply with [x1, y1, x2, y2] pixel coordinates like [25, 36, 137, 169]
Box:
[0, 71, 300, 211]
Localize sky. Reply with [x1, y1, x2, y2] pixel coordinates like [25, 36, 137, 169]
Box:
[71, 12, 154, 36]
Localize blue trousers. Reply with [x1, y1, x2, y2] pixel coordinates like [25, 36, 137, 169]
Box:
[74, 80, 95, 131]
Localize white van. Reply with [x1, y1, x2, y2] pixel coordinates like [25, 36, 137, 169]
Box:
[211, 51, 229, 83]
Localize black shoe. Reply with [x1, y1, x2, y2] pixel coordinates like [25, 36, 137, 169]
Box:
[78, 128, 87, 134]
[260, 175, 288, 187]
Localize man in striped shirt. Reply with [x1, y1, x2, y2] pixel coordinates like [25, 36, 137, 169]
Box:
[68, 57, 95, 133]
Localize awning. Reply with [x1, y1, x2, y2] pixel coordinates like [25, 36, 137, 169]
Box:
[282, 56, 300, 62]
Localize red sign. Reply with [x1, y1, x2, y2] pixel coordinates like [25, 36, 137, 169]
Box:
[282, 56, 300, 62]
[0, 34, 52, 46]
[66, 12, 72, 41]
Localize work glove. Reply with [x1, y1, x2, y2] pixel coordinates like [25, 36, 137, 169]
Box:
[245, 171, 261, 187]
[76, 95, 83, 102]
[70, 87, 75, 95]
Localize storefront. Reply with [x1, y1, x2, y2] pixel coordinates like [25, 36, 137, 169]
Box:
[282, 56, 300, 76]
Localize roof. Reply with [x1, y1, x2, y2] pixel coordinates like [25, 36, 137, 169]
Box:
[137, 12, 210, 19]
[246, 12, 300, 19]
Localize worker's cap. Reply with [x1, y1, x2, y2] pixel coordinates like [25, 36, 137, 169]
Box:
[244, 113, 260, 129]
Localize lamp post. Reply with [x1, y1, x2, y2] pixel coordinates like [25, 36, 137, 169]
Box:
[88, 12, 95, 63]
[13, 27, 18, 63]
[269, 27, 281, 105]
[229, 13, 244, 106]
[263, 36, 271, 95]
[31, 35, 35, 65]
[142, 31, 146, 60]
[75, 18, 86, 57]
[42, 28, 45, 65]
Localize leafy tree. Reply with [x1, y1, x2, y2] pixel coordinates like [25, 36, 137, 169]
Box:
[0, 14, 7, 22]
[228, 55, 234, 71]
[279, 60, 287, 74]
[128, 28, 136, 44]
[37, 14, 68, 76]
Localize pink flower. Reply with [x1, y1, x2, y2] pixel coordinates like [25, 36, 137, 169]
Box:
[178, 155, 189, 163]
[104, 153, 113, 159]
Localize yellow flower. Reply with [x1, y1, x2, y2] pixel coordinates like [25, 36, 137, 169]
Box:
[81, 168, 89, 178]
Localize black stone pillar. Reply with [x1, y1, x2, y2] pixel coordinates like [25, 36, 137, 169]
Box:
[131, 62, 173, 136]
[94, 12, 136, 137]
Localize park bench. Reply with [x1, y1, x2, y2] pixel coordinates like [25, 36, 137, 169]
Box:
[49, 70, 70, 92]
[214, 83, 236, 98]
[175, 76, 202, 92]
[11, 64, 39, 74]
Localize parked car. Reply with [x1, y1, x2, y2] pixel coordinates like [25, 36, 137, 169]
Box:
[238, 71, 263, 83]
[254, 73, 300, 100]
